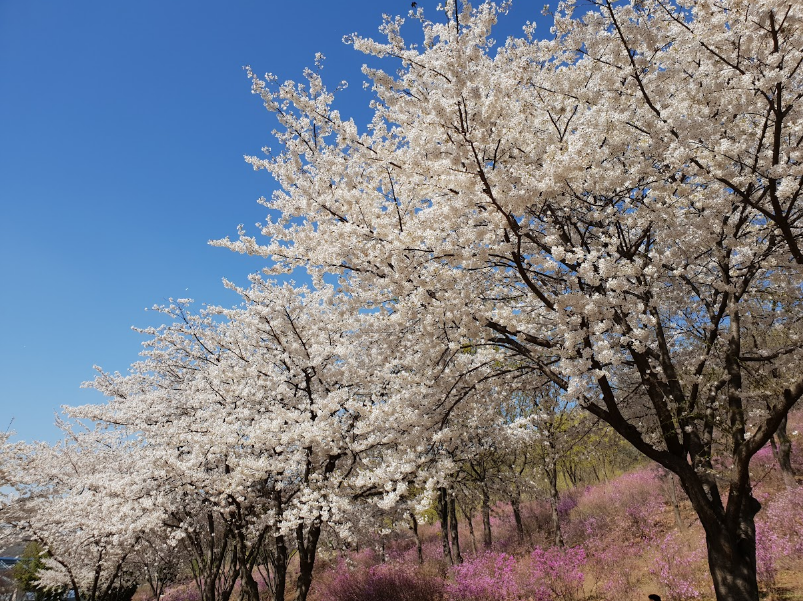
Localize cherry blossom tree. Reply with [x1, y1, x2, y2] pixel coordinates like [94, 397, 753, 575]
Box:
[0, 426, 152, 601]
[217, 2, 803, 598]
[78, 280, 442, 601]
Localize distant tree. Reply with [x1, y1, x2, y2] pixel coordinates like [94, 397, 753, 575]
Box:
[11, 543, 63, 601]
[0, 428, 146, 601]
[78, 282, 436, 601]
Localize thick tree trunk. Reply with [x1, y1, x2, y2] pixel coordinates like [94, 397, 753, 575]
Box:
[239, 566, 260, 601]
[680, 468, 761, 601]
[238, 549, 260, 601]
[202, 577, 216, 601]
[272, 535, 288, 601]
[448, 492, 463, 564]
[705, 521, 761, 601]
[295, 520, 323, 601]
[437, 487, 453, 564]
[480, 485, 492, 550]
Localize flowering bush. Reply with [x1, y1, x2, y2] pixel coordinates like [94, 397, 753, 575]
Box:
[570, 469, 662, 542]
[584, 538, 642, 599]
[755, 485, 803, 592]
[557, 493, 578, 517]
[755, 522, 782, 591]
[649, 531, 709, 601]
[321, 562, 444, 601]
[160, 584, 200, 601]
[447, 552, 518, 601]
[527, 546, 586, 601]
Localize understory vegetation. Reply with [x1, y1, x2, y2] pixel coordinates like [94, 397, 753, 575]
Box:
[142, 414, 801, 601]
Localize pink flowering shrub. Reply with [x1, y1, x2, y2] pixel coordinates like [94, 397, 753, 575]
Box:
[349, 546, 382, 569]
[523, 500, 557, 545]
[557, 492, 578, 517]
[755, 485, 803, 591]
[321, 562, 445, 601]
[447, 552, 518, 601]
[569, 469, 662, 543]
[527, 546, 586, 601]
[160, 584, 200, 601]
[752, 443, 775, 465]
[755, 522, 782, 591]
[585, 538, 642, 598]
[649, 531, 709, 601]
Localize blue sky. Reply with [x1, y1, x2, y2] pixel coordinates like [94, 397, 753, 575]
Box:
[0, 1, 551, 442]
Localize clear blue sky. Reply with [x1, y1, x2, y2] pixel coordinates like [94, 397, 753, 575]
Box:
[0, 1, 551, 442]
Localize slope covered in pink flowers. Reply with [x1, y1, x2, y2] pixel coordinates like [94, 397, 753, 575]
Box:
[306, 425, 803, 600]
[150, 414, 803, 601]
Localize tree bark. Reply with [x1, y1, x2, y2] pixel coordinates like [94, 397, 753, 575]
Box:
[480, 485, 492, 550]
[510, 496, 524, 543]
[437, 487, 453, 564]
[667, 472, 684, 531]
[409, 512, 423, 564]
[460, 504, 477, 555]
[545, 462, 563, 548]
[271, 486, 289, 601]
[700, 495, 761, 601]
[239, 563, 260, 601]
[272, 532, 288, 601]
[237, 540, 260, 601]
[774, 415, 796, 488]
[448, 492, 463, 564]
[295, 519, 322, 601]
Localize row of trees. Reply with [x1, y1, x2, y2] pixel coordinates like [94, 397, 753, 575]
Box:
[3, 1, 803, 600]
[0, 283, 615, 601]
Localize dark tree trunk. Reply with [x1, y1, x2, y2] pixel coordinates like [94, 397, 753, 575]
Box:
[701, 497, 761, 601]
[239, 566, 260, 601]
[510, 496, 524, 542]
[437, 487, 453, 564]
[460, 504, 478, 554]
[202, 576, 216, 601]
[547, 466, 563, 548]
[666, 448, 763, 601]
[409, 512, 423, 564]
[273, 532, 288, 601]
[238, 547, 260, 601]
[295, 519, 322, 601]
[257, 489, 290, 601]
[448, 492, 463, 564]
[480, 485, 492, 550]
[775, 415, 796, 488]
[294, 452, 341, 601]
[185, 512, 237, 601]
[233, 512, 267, 601]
